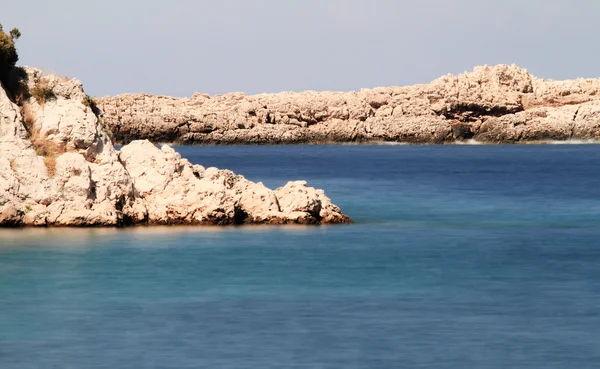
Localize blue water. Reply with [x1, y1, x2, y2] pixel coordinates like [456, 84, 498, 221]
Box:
[2, 145, 600, 368]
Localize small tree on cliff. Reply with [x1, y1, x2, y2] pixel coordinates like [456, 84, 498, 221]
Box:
[9, 28, 21, 41]
[0, 23, 20, 83]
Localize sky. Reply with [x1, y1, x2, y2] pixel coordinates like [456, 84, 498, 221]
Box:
[2, 0, 599, 97]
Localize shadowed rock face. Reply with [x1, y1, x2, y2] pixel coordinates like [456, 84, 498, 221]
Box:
[97, 64, 600, 144]
[0, 68, 352, 227]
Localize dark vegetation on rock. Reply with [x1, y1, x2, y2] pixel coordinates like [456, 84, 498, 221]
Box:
[0, 24, 19, 82]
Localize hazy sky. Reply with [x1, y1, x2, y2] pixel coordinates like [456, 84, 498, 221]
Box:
[3, 1, 598, 97]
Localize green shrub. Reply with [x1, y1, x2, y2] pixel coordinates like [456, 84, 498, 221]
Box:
[0, 24, 19, 82]
[82, 94, 96, 108]
[103, 126, 113, 139]
[9, 28, 21, 41]
[97, 117, 113, 140]
[0, 26, 30, 103]
[82, 94, 101, 116]
[31, 79, 55, 105]
[5, 66, 28, 103]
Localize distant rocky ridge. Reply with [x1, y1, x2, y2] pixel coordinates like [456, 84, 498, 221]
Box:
[98, 65, 600, 144]
[0, 68, 351, 226]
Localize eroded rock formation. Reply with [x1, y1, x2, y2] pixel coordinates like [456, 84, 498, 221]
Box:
[0, 68, 351, 226]
[98, 65, 600, 144]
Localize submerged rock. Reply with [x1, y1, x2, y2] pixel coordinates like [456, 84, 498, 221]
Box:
[0, 68, 352, 227]
[97, 64, 600, 144]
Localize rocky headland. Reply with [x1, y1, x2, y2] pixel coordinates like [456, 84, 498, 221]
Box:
[98, 65, 600, 144]
[0, 68, 352, 227]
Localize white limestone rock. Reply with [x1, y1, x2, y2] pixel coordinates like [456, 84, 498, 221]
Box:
[118, 140, 351, 225]
[98, 64, 600, 144]
[0, 67, 352, 227]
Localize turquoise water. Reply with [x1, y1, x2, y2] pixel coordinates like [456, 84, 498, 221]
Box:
[1, 145, 600, 368]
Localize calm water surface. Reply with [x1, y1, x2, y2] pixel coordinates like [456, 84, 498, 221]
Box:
[1, 145, 600, 368]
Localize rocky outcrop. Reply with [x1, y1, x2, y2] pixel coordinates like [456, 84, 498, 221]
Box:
[0, 68, 351, 227]
[97, 65, 600, 144]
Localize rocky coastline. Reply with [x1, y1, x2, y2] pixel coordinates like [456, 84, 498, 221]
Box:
[98, 65, 600, 145]
[0, 68, 352, 227]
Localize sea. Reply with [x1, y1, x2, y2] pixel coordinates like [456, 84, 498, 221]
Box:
[1, 144, 600, 369]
